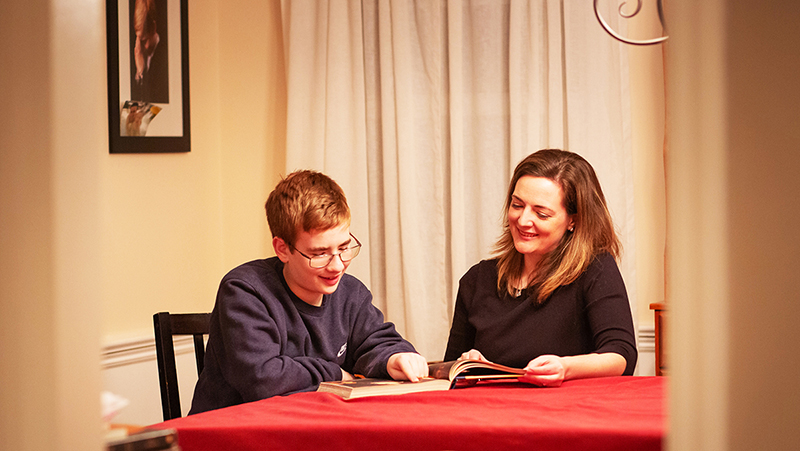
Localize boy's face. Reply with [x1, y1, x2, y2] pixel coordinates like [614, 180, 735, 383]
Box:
[275, 223, 353, 306]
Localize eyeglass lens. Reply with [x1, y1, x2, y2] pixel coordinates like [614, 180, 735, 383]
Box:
[309, 245, 360, 268]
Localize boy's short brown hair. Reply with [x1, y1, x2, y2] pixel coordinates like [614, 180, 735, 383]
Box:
[265, 170, 351, 247]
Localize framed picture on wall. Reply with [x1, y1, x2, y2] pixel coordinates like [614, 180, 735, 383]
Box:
[106, 0, 190, 153]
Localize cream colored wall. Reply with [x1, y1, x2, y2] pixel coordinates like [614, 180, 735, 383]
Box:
[725, 1, 800, 444]
[217, 0, 287, 267]
[1, 1, 106, 449]
[667, 1, 800, 450]
[101, 0, 286, 343]
[721, 2, 800, 449]
[628, 8, 667, 327]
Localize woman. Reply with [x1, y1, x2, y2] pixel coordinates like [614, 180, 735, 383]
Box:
[443, 149, 637, 387]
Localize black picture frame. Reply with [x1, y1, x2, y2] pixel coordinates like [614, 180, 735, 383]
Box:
[106, 0, 190, 153]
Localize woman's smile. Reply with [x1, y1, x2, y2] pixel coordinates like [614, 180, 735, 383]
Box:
[508, 176, 574, 268]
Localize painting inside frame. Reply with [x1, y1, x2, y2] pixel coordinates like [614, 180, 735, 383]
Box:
[106, 0, 190, 153]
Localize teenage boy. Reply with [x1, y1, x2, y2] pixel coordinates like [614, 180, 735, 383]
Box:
[189, 170, 428, 414]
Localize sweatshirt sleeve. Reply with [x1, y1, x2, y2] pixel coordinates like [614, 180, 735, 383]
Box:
[344, 286, 417, 379]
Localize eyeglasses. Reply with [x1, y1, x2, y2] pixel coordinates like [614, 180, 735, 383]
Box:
[293, 234, 362, 268]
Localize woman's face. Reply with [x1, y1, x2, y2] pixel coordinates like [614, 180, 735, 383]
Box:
[508, 176, 574, 269]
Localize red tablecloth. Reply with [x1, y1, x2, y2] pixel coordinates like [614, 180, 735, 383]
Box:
[153, 376, 666, 451]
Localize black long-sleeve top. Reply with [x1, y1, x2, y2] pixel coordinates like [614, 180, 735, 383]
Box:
[444, 253, 637, 375]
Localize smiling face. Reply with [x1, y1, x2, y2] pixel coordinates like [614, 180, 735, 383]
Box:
[508, 176, 575, 272]
[274, 223, 354, 306]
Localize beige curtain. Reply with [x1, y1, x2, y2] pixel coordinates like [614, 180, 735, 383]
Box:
[281, 0, 635, 360]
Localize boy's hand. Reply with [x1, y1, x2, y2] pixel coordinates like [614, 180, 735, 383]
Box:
[387, 352, 429, 382]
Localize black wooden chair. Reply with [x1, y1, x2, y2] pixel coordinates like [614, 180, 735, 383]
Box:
[153, 312, 211, 421]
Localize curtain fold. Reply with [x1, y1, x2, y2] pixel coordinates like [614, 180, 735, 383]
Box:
[281, 0, 636, 360]
[281, 0, 373, 286]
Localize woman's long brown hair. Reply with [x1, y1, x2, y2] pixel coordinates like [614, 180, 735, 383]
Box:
[494, 149, 621, 302]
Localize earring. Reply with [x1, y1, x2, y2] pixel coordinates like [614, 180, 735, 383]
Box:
[568, 226, 574, 232]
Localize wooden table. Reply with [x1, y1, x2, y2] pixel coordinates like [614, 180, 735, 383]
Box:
[151, 376, 666, 451]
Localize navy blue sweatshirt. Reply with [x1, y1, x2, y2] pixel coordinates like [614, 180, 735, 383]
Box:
[189, 257, 416, 414]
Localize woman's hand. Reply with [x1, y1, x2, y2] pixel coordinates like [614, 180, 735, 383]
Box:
[519, 354, 566, 387]
[458, 349, 488, 362]
[520, 352, 627, 386]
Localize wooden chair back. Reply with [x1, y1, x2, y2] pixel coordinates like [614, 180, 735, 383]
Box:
[153, 312, 211, 421]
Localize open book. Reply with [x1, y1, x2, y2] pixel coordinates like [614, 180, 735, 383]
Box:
[316, 359, 526, 400]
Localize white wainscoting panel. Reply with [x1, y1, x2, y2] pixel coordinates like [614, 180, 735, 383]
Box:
[636, 324, 656, 376]
[102, 335, 200, 426]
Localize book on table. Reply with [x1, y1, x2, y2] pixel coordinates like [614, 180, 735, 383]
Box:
[316, 359, 526, 400]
